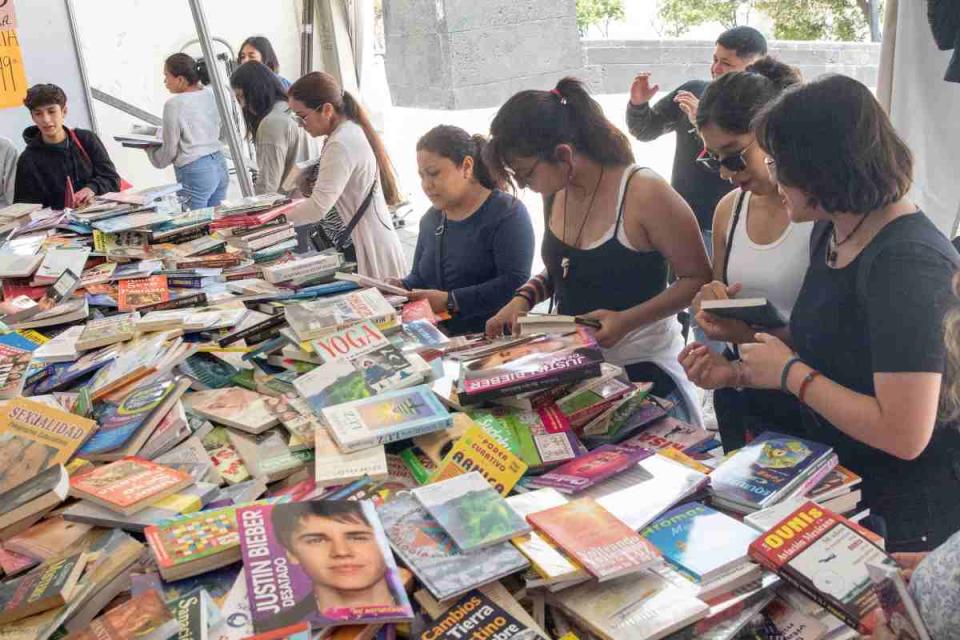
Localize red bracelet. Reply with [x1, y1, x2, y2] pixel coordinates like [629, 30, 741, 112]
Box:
[798, 370, 821, 405]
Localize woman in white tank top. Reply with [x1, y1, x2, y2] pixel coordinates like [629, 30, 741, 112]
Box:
[677, 57, 812, 449]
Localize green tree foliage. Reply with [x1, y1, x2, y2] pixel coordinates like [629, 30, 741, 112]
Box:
[656, 0, 880, 42]
[577, 0, 626, 37]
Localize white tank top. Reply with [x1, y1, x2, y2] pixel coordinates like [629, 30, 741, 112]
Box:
[724, 190, 812, 321]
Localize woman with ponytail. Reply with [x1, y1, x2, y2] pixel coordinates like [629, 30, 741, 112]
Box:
[390, 125, 534, 335]
[147, 53, 229, 209]
[485, 78, 712, 424]
[286, 72, 406, 279]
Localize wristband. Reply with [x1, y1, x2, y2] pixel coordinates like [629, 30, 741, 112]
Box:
[513, 292, 533, 308]
[798, 370, 821, 405]
[780, 356, 802, 394]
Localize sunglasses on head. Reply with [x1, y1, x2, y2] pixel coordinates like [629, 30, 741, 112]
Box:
[697, 140, 756, 174]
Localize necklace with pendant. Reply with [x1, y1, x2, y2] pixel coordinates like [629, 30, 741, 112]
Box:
[561, 166, 605, 280]
[826, 214, 868, 266]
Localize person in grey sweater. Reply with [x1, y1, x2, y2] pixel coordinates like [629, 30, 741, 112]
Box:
[146, 53, 228, 209]
[0, 137, 18, 207]
[230, 61, 315, 195]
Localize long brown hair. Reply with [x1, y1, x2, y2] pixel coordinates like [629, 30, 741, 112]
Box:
[289, 72, 400, 206]
[941, 274, 960, 423]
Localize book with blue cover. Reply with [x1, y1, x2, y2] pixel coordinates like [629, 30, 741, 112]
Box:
[709, 431, 835, 514]
[641, 501, 758, 583]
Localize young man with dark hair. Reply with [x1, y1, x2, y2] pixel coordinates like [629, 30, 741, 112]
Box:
[625, 26, 768, 237]
[14, 83, 120, 209]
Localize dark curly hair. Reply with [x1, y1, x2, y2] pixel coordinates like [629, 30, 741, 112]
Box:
[24, 84, 67, 111]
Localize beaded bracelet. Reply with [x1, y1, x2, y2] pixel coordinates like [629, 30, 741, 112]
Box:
[798, 370, 822, 405]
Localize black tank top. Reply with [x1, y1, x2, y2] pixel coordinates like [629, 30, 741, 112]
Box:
[542, 167, 669, 316]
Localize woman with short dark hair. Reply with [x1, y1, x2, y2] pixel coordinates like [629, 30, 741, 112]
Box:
[681, 74, 960, 551]
[230, 61, 315, 195]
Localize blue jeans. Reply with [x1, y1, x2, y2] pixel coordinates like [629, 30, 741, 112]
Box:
[691, 228, 725, 352]
[175, 152, 228, 210]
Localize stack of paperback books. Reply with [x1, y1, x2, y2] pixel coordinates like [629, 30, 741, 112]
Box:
[0, 185, 929, 640]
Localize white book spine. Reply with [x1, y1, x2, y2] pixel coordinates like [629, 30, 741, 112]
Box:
[243, 227, 296, 251]
[263, 255, 340, 283]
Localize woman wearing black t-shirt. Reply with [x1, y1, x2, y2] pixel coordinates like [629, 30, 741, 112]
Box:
[680, 75, 960, 552]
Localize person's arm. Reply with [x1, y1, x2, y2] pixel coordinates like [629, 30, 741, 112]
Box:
[741, 243, 956, 460]
[626, 86, 683, 142]
[78, 132, 121, 195]
[146, 100, 182, 169]
[586, 171, 711, 347]
[285, 139, 352, 227]
[449, 201, 535, 319]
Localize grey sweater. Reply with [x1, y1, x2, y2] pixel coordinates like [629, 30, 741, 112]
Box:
[253, 101, 316, 195]
[147, 88, 224, 169]
[0, 137, 17, 207]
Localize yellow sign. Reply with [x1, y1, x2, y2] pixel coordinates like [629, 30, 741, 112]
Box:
[0, 30, 26, 110]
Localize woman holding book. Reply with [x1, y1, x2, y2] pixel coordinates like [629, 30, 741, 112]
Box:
[146, 53, 229, 209]
[390, 125, 534, 335]
[484, 78, 712, 424]
[681, 75, 960, 552]
[678, 57, 810, 450]
[230, 61, 315, 196]
[285, 72, 406, 280]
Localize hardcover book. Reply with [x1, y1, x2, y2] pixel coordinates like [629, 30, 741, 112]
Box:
[710, 432, 836, 513]
[528, 444, 653, 494]
[430, 422, 527, 496]
[69, 457, 193, 515]
[117, 275, 169, 312]
[322, 385, 451, 452]
[641, 502, 759, 583]
[527, 497, 661, 581]
[0, 397, 97, 493]
[378, 492, 529, 601]
[748, 501, 890, 633]
[237, 500, 414, 632]
[412, 472, 530, 552]
[185, 387, 280, 434]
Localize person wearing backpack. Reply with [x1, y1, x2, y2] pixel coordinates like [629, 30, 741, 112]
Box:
[679, 75, 960, 552]
[14, 83, 120, 209]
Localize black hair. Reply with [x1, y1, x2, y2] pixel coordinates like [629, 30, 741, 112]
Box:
[697, 56, 802, 134]
[239, 36, 280, 73]
[290, 71, 401, 206]
[24, 84, 67, 111]
[230, 61, 288, 138]
[271, 501, 370, 552]
[484, 77, 634, 185]
[755, 74, 913, 215]
[716, 26, 768, 59]
[165, 53, 208, 86]
[417, 125, 503, 191]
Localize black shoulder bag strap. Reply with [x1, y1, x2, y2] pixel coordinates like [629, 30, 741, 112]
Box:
[334, 173, 379, 251]
[721, 189, 748, 285]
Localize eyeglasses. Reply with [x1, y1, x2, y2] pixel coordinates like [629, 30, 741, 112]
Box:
[506, 158, 541, 187]
[292, 104, 322, 128]
[697, 140, 756, 174]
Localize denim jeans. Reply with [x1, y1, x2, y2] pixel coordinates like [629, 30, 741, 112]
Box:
[175, 152, 228, 210]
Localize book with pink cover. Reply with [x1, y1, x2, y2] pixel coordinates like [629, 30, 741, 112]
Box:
[528, 444, 655, 494]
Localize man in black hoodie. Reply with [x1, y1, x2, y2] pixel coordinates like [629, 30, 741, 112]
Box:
[14, 84, 120, 209]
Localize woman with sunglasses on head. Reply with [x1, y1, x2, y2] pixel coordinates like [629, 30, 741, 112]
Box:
[485, 78, 712, 424]
[678, 57, 808, 450]
[387, 125, 534, 335]
[682, 74, 960, 552]
[285, 72, 406, 279]
[230, 62, 315, 196]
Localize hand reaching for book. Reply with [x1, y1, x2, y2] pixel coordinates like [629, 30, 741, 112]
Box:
[678, 342, 738, 390]
[407, 289, 448, 314]
[486, 296, 530, 337]
[581, 309, 628, 348]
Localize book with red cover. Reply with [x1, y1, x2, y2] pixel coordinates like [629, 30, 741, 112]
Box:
[69, 457, 193, 515]
[117, 275, 169, 312]
[401, 299, 439, 325]
[527, 444, 654, 494]
[620, 417, 713, 454]
[527, 497, 660, 581]
[747, 501, 890, 634]
[457, 329, 603, 405]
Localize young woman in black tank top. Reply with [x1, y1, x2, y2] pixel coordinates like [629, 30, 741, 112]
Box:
[483, 78, 711, 403]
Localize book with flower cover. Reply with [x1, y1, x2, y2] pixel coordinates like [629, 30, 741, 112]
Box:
[528, 444, 654, 494]
[457, 330, 603, 405]
[748, 501, 891, 633]
[322, 385, 451, 452]
[69, 457, 193, 515]
[378, 492, 529, 601]
[117, 275, 169, 312]
[237, 500, 414, 632]
[527, 497, 661, 581]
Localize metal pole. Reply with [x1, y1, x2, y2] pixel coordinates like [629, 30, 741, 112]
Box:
[64, 0, 100, 136]
[186, 0, 255, 197]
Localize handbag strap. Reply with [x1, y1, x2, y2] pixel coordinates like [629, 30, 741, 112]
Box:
[67, 128, 92, 166]
[722, 189, 748, 285]
[334, 175, 378, 251]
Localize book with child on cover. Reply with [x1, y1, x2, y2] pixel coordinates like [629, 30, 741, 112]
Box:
[237, 500, 413, 632]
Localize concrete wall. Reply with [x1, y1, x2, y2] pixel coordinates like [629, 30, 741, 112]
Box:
[582, 39, 881, 95]
[383, 0, 584, 109]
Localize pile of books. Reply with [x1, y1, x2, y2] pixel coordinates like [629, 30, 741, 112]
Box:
[0, 189, 931, 640]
